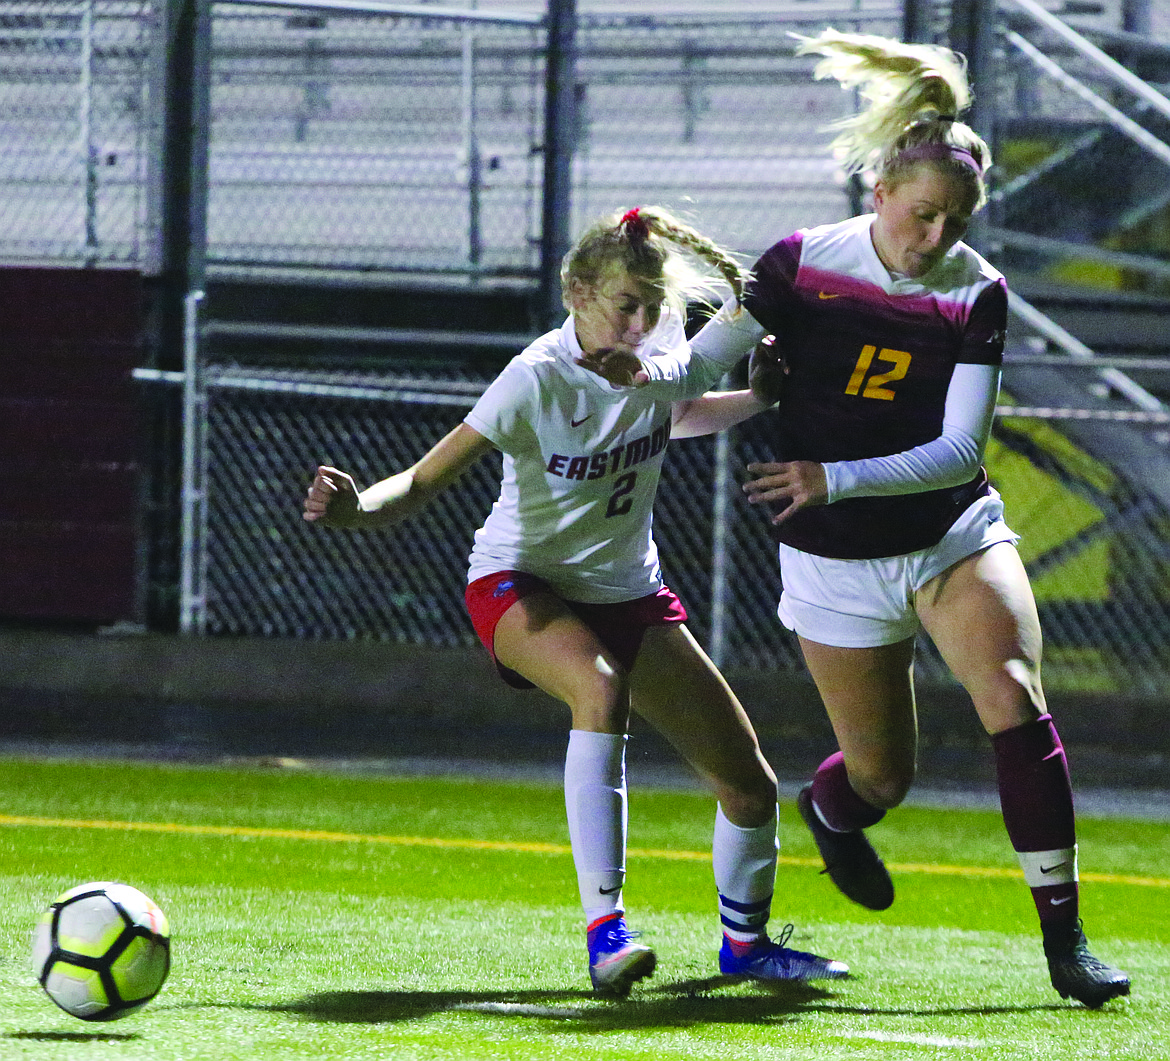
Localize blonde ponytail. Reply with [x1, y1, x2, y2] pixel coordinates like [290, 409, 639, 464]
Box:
[794, 29, 990, 208]
[561, 205, 751, 318]
[638, 206, 751, 308]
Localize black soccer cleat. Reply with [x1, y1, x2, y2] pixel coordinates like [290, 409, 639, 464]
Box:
[796, 784, 894, 911]
[1044, 922, 1131, 1008]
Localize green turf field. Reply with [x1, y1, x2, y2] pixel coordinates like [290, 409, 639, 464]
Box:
[0, 755, 1165, 1060]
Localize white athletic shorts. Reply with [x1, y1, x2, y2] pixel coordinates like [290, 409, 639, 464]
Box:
[776, 491, 1021, 648]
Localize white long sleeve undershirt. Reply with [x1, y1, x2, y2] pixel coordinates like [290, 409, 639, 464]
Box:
[822, 361, 1000, 502]
[639, 301, 1001, 502]
[640, 299, 764, 396]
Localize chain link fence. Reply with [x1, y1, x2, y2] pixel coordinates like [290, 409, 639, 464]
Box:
[988, 399, 1170, 694]
[197, 361, 1169, 693]
[0, 1, 898, 271]
[7, 2, 1170, 271]
[3, 1, 1168, 693]
[0, 0, 152, 264]
[198, 363, 810, 672]
[206, 4, 547, 273]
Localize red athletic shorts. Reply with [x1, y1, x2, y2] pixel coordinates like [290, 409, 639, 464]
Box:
[465, 570, 687, 689]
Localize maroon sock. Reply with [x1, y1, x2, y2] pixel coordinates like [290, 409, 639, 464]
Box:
[990, 714, 1079, 937]
[810, 751, 886, 832]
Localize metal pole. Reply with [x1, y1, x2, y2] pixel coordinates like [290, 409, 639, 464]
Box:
[681, 38, 702, 144]
[179, 290, 207, 635]
[948, 0, 996, 247]
[154, 0, 210, 321]
[539, 0, 576, 331]
[1122, 0, 1151, 35]
[709, 426, 733, 669]
[902, 0, 931, 44]
[161, 0, 212, 633]
[142, 0, 211, 630]
[187, 0, 210, 295]
[462, 10, 482, 270]
[79, 0, 98, 262]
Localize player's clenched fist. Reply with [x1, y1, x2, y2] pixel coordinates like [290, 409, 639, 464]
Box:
[748, 334, 788, 406]
[576, 347, 649, 387]
[303, 466, 362, 527]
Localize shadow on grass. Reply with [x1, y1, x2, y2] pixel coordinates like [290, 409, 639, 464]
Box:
[260, 975, 837, 1030]
[5, 1031, 139, 1042]
[253, 975, 1081, 1030]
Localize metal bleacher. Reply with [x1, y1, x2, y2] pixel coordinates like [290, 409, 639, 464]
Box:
[1, 0, 1168, 693]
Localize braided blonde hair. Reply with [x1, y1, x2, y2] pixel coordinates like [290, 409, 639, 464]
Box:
[561, 205, 750, 320]
[794, 29, 991, 210]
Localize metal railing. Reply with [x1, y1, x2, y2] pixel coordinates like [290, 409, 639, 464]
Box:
[138, 353, 1167, 692]
[5, 0, 1169, 692]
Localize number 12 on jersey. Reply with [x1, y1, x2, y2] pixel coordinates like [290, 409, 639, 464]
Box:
[845, 344, 912, 401]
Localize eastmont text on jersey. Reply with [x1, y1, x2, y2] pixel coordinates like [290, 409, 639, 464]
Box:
[545, 418, 670, 481]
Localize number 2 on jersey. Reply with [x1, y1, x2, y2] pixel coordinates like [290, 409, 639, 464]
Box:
[606, 472, 637, 518]
[845, 344, 912, 400]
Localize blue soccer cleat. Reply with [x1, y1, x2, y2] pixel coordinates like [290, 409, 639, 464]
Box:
[719, 924, 849, 982]
[587, 914, 657, 996]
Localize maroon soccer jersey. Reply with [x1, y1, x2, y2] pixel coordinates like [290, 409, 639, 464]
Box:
[742, 214, 1007, 559]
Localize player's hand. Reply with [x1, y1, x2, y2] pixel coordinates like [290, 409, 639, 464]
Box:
[742, 460, 827, 525]
[303, 466, 363, 527]
[576, 347, 649, 387]
[748, 334, 788, 405]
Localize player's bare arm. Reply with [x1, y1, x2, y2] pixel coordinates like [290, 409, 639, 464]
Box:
[304, 422, 494, 529]
[671, 390, 771, 439]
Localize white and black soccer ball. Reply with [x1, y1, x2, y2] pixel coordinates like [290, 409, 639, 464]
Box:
[31, 881, 171, 1021]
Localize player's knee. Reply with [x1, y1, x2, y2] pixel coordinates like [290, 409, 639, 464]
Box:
[976, 658, 1046, 733]
[565, 659, 631, 731]
[719, 770, 779, 827]
[851, 762, 914, 810]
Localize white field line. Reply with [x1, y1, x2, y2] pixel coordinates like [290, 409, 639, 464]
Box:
[842, 1030, 995, 1049]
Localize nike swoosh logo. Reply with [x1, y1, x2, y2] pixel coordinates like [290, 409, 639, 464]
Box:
[1040, 862, 1068, 875]
[571, 415, 592, 427]
[1050, 896, 1073, 905]
[818, 291, 841, 299]
[598, 883, 622, 895]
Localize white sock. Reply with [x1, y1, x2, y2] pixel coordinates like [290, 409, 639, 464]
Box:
[564, 729, 628, 924]
[713, 802, 778, 946]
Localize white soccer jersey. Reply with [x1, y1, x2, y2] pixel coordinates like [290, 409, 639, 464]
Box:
[465, 310, 689, 603]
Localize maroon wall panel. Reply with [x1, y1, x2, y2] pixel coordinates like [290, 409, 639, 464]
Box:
[0, 268, 145, 624]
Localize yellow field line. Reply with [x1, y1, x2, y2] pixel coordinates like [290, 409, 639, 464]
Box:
[1, 813, 1165, 889]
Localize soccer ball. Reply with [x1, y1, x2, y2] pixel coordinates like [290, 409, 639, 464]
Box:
[31, 882, 171, 1021]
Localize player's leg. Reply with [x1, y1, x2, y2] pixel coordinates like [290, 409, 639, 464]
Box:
[490, 588, 654, 995]
[793, 635, 915, 911]
[629, 623, 847, 981]
[917, 542, 1130, 1007]
[769, 544, 919, 910]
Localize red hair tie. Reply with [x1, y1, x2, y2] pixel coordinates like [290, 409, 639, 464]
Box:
[620, 206, 649, 239]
